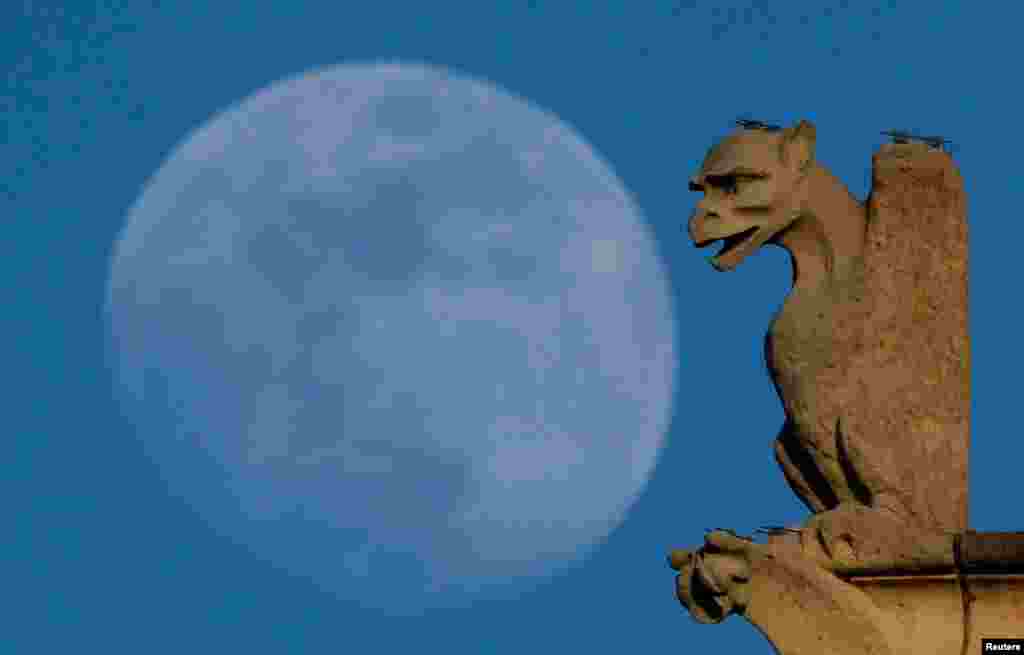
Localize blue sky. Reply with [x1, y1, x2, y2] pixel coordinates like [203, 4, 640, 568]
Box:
[8, 1, 1024, 653]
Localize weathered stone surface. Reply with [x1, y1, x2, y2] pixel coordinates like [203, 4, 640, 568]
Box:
[687, 122, 969, 563]
[847, 576, 963, 655]
[857, 142, 969, 532]
[964, 575, 1024, 644]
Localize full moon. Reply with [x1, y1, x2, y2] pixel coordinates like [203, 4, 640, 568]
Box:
[105, 61, 677, 612]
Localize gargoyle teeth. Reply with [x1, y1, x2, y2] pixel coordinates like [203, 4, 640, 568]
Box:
[694, 227, 759, 254]
[709, 226, 762, 271]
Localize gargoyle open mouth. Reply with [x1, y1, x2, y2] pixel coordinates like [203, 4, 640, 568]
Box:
[695, 226, 761, 271]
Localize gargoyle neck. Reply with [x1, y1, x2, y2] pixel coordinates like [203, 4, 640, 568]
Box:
[774, 166, 867, 293]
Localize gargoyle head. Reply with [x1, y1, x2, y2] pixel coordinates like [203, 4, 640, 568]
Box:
[668, 531, 754, 623]
[688, 120, 817, 271]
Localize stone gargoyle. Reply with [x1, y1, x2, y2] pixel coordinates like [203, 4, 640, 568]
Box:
[683, 119, 968, 566]
[667, 529, 954, 655]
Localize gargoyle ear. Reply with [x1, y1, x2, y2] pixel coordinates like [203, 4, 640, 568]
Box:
[779, 119, 816, 172]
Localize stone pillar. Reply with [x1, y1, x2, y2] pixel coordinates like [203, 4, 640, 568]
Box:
[863, 142, 970, 532]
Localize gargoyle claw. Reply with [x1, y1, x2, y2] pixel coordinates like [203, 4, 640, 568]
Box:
[802, 504, 869, 563]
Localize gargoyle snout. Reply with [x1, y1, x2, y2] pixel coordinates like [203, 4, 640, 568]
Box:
[688, 208, 719, 246]
[668, 548, 693, 571]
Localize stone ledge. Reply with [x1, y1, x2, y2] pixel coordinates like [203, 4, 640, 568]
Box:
[846, 572, 1024, 655]
[960, 532, 1024, 574]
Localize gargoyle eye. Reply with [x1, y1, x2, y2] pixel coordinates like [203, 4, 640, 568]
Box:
[707, 174, 739, 194]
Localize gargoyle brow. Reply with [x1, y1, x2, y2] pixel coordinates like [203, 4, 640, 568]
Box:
[703, 166, 769, 178]
[735, 167, 769, 178]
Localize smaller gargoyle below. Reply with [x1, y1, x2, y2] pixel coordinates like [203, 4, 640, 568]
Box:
[669, 530, 754, 624]
[669, 530, 915, 655]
